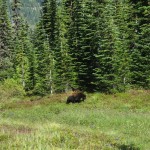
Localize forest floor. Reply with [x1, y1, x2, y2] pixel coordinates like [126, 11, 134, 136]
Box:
[0, 90, 150, 150]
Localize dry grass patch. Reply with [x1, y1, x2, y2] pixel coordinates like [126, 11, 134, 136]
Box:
[0, 124, 34, 134]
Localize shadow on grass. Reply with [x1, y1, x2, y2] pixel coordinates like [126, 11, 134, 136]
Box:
[117, 144, 140, 150]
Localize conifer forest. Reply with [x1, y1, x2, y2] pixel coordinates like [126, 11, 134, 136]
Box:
[0, 0, 150, 95]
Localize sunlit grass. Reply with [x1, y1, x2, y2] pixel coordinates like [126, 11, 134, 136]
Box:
[0, 90, 150, 149]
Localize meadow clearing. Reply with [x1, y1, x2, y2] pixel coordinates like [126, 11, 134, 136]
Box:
[0, 90, 150, 150]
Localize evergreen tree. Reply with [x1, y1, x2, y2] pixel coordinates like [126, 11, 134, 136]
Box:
[53, 0, 74, 92]
[32, 22, 53, 95]
[129, 0, 150, 88]
[0, 0, 13, 81]
[111, 0, 132, 92]
[94, 0, 132, 93]
[3, 0, 149, 94]
[36, 0, 74, 93]
[33, 0, 58, 94]
[50, 0, 67, 92]
[77, 0, 98, 92]
[94, 1, 115, 92]
[65, 0, 98, 92]
[11, 0, 32, 90]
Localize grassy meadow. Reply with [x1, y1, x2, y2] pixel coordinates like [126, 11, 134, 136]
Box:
[0, 90, 150, 150]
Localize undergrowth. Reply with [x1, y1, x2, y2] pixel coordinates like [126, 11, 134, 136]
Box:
[0, 90, 150, 149]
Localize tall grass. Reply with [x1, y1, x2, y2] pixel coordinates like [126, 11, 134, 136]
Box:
[0, 90, 150, 149]
[0, 79, 25, 103]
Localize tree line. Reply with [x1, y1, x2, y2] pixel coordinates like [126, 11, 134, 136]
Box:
[0, 0, 149, 95]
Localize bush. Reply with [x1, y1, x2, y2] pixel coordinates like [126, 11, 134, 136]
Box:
[0, 79, 25, 101]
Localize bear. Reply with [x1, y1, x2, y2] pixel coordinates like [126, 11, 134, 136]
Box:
[66, 86, 86, 104]
[66, 92, 86, 104]
[66, 95, 76, 104]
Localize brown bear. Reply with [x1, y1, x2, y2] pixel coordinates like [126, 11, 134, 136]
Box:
[66, 85, 86, 104]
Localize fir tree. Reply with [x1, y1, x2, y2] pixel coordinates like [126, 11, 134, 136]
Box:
[65, 0, 98, 92]
[4, 0, 149, 94]
[37, 0, 74, 93]
[94, 1, 115, 92]
[32, 22, 52, 95]
[129, 0, 150, 88]
[0, 0, 13, 81]
[53, 0, 74, 92]
[11, 0, 32, 90]
[94, 0, 132, 93]
[111, 0, 132, 92]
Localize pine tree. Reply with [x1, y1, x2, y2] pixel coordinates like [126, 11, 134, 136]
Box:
[36, 0, 74, 93]
[65, 0, 99, 92]
[129, 0, 150, 88]
[11, 0, 32, 90]
[0, 0, 13, 81]
[94, 0, 133, 93]
[53, 0, 74, 92]
[5, 0, 149, 94]
[33, 0, 57, 94]
[32, 22, 53, 95]
[77, 0, 99, 92]
[51, 0, 67, 92]
[111, 0, 132, 92]
[65, 0, 79, 88]
[94, 1, 115, 92]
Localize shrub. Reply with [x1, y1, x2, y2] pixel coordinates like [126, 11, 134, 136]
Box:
[0, 79, 25, 101]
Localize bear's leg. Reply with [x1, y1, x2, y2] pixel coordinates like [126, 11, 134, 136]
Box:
[66, 97, 71, 104]
[66, 96, 75, 104]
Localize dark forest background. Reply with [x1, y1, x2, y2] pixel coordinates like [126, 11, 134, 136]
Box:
[0, 0, 150, 95]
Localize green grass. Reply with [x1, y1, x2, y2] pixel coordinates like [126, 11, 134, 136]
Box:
[0, 90, 150, 149]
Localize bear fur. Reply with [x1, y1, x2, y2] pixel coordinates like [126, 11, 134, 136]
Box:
[66, 90, 86, 104]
